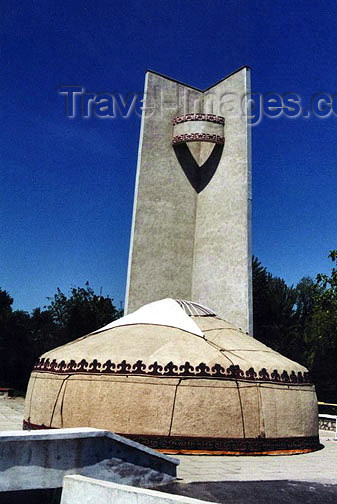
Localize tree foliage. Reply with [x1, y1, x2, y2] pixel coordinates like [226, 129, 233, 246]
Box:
[253, 257, 299, 356]
[46, 283, 122, 345]
[303, 251, 337, 400]
[0, 284, 122, 391]
[253, 252, 337, 401]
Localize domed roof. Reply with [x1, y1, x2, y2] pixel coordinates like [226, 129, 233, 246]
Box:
[34, 298, 309, 383]
[174, 299, 216, 317]
[24, 299, 319, 455]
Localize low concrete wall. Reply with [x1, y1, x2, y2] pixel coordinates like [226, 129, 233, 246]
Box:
[61, 475, 212, 504]
[0, 427, 178, 492]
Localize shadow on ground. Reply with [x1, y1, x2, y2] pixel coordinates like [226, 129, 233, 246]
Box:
[159, 480, 337, 503]
[0, 488, 62, 504]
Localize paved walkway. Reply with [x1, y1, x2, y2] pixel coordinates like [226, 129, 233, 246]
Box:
[0, 398, 24, 431]
[176, 431, 337, 485]
[163, 432, 337, 502]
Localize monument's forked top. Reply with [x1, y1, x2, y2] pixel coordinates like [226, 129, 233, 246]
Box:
[125, 67, 252, 334]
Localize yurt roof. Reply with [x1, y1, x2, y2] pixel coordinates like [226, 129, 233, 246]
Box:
[35, 299, 311, 385]
[93, 298, 216, 337]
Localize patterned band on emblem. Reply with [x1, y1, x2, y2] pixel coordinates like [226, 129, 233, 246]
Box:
[172, 133, 225, 145]
[173, 113, 225, 125]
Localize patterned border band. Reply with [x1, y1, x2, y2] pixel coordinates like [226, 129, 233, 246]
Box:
[122, 433, 320, 454]
[23, 419, 52, 430]
[172, 133, 225, 145]
[21, 421, 319, 454]
[33, 357, 312, 385]
[173, 113, 225, 125]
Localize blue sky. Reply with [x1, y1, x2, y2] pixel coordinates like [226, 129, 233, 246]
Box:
[2, 0, 337, 312]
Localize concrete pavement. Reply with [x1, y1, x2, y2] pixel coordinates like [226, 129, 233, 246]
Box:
[175, 431, 337, 485]
[0, 397, 24, 431]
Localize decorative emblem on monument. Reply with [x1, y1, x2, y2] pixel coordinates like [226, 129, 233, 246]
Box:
[172, 113, 225, 193]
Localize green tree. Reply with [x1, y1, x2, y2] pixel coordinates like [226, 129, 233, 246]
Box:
[0, 289, 32, 389]
[304, 251, 337, 400]
[252, 256, 270, 332]
[0, 289, 13, 321]
[0, 289, 15, 385]
[0, 284, 122, 391]
[295, 277, 317, 328]
[252, 257, 298, 357]
[28, 308, 59, 357]
[46, 282, 122, 345]
[288, 276, 318, 365]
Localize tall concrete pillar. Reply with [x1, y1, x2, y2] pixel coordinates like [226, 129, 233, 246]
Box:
[125, 67, 252, 334]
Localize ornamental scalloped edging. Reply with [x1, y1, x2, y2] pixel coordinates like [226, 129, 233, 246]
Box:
[173, 113, 225, 125]
[32, 357, 312, 385]
[171, 133, 225, 145]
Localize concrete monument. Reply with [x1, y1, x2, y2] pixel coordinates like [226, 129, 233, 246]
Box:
[23, 68, 319, 456]
[125, 68, 252, 333]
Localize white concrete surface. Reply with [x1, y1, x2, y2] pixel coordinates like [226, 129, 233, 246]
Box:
[192, 67, 252, 334]
[0, 427, 178, 491]
[61, 475, 212, 504]
[126, 68, 252, 334]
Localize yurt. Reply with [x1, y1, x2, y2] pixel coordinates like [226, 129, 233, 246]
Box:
[23, 299, 319, 454]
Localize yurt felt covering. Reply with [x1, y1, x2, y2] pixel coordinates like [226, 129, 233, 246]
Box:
[23, 299, 319, 454]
